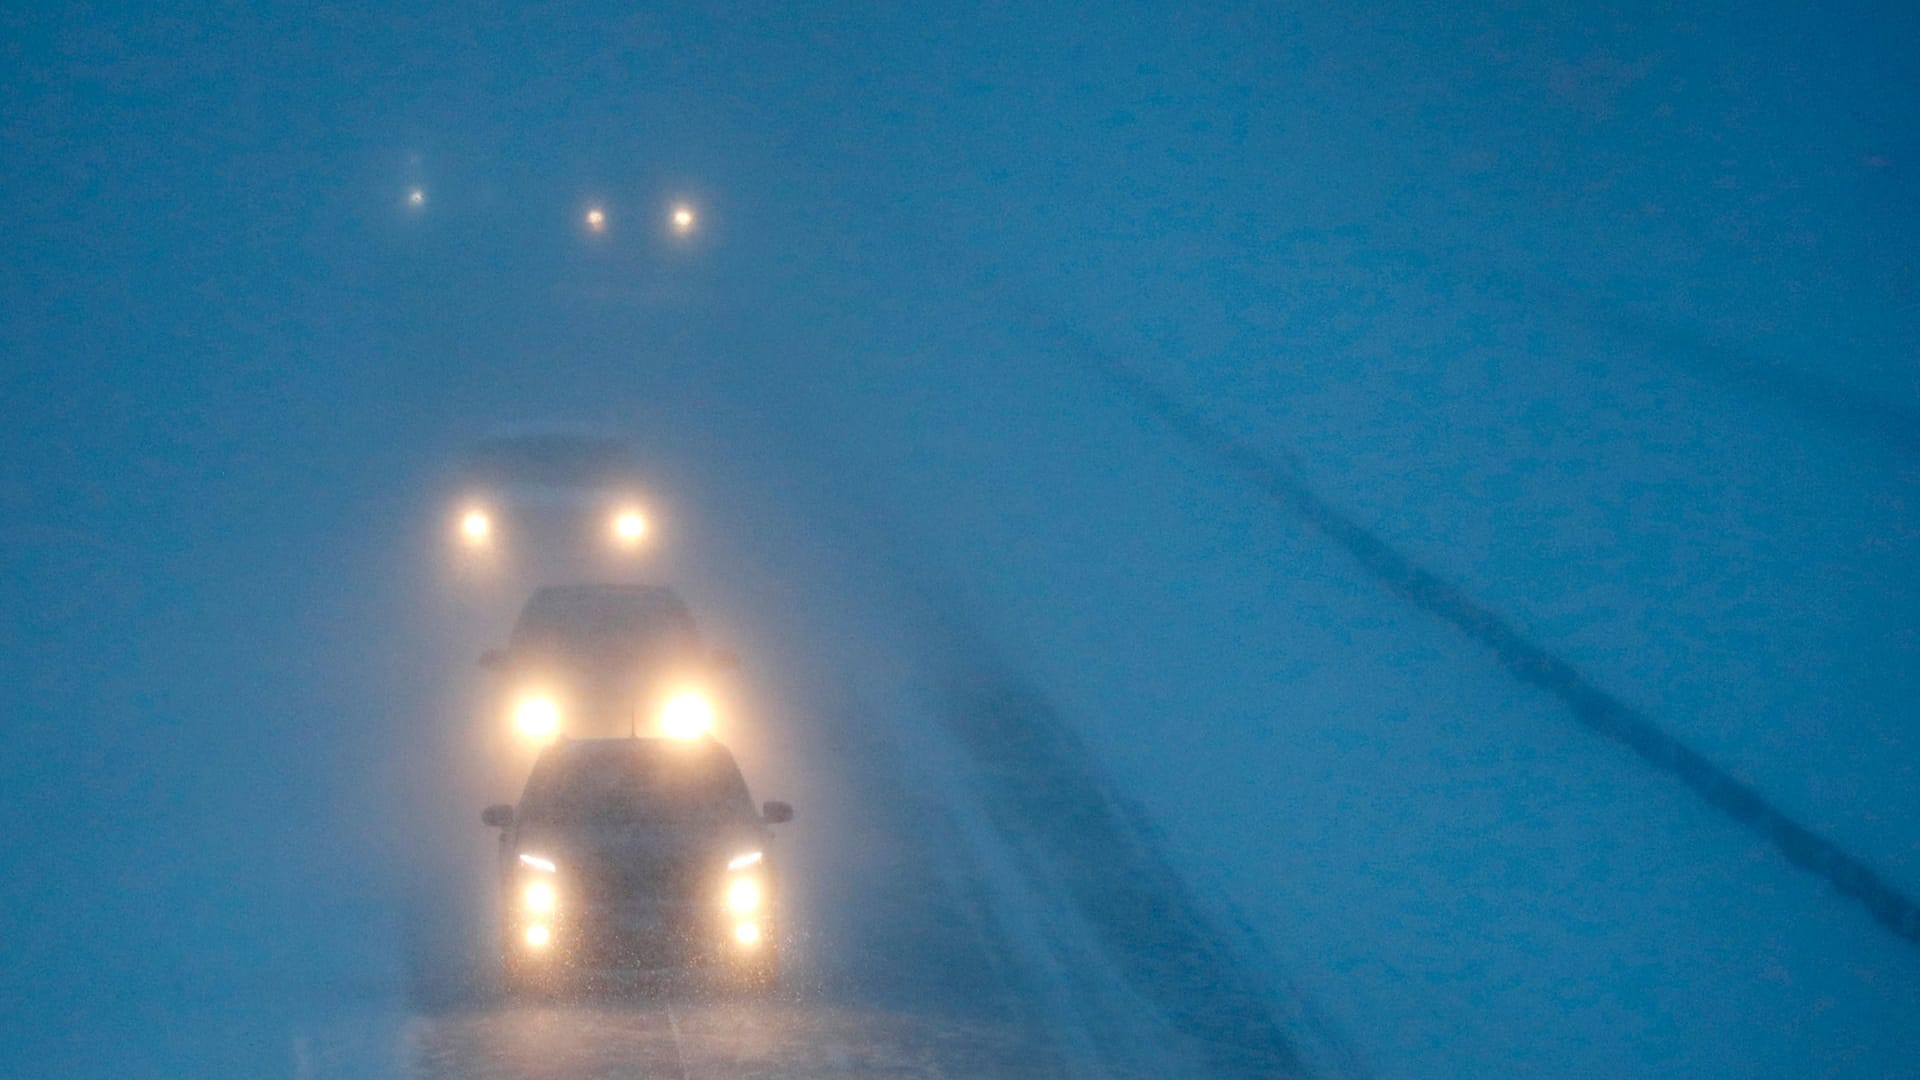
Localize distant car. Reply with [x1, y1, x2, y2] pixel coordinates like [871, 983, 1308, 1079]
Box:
[486, 584, 734, 747]
[482, 737, 794, 989]
[447, 431, 654, 584]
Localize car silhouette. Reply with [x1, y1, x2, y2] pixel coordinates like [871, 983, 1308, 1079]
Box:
[483, 736, 793, 991]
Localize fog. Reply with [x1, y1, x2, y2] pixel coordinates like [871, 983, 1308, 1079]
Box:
[3, 4, 1915, 1077]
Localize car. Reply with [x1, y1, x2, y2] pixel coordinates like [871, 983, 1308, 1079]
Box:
[485, 584, 735, 748]
[482, 736, 794, 991]
[447, 430, 654, 585]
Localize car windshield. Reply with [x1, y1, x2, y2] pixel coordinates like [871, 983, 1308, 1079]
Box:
[519, 743, 753, 828]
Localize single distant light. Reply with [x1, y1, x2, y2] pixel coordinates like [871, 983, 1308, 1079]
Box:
[524, 881, 556, 913]
[727, 850, 763, 871]
[460, 509, 491, 545]
[671, 204, 696, 234]
[585, 206, 607, 232]
[524, 924, 551, 949]
[733, 921, 761, 947]
[659, 691, 715, 740]
[518, 853, 557, 874]
[726, 877, 762, 914]
[514, 695, 561, 741]
[611, 509, 647, 547]
[407, 187, 426, 208]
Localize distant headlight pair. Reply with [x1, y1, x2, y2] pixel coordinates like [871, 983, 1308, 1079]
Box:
[511, 689, 714, 743]
[452, 506, 647, 550]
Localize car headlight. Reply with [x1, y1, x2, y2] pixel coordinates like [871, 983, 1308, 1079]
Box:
[659, 691, 714, 739]
[459, 508, 492, 546]
[514, 695, 561, 741]
[524, 881, 556, 913]
[725, 877, 762, 914]
[610, 509, 647, 548]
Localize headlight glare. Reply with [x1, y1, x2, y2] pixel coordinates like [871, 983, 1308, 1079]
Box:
[660, 692, 714, 740]
[611, 509, 647, 547]
[459, 508, 491, 546]
[726, 877, 762, 914]
[514, 695, 561, 740]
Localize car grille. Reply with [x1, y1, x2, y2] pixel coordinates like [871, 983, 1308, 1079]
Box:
[567, 854, 707, 910]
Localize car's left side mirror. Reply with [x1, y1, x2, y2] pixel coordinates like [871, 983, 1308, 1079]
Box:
[762, 801, 794, 825]
[482, 804, 514, 828]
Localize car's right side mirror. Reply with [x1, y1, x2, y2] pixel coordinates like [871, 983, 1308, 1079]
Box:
[482, 804, 514, 828]
[761, 801, 794, 825]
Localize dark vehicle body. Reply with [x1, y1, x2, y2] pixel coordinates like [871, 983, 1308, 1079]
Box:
[449, 431, 653, 588]
[490, 584, 709, 740]
[483, 737, 792, 989]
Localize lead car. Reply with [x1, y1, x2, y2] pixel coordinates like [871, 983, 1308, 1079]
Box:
[482, 736, 794, 993]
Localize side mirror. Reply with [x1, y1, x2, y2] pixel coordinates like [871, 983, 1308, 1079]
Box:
[761, 800, 794, 825]
[478, 649, 508, 672]
[710, 648, 740, 671]
[482, 804, 514, 828]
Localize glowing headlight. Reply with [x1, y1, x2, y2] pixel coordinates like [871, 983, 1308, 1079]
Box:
[518, 853, 556, 874]
[660, 692, 714, 740]
[671, 204, 696, 235]
[727, 850, 763, 871]
[585, 206, 607, 233]
[524, 881, 555, 913]
[524, 924, 551, 949]
[514, 696, 561, 740]
[733, 921, 761, 947]
[459, 509, 491, 545]
[726, 877, 762, 914]
[611, 510, 647, 547]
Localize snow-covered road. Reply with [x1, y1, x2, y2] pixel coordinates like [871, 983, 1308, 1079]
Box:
[395, 550, 1329, 1079]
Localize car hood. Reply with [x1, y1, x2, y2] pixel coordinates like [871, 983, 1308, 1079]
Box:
[516, 820, 764, 876]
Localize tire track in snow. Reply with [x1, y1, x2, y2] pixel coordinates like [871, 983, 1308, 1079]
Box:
[1016, 308, 1920, 949]
[919, 627, 1323, 1079]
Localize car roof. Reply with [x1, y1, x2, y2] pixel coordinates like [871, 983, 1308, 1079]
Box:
[511, 585, 697, 646]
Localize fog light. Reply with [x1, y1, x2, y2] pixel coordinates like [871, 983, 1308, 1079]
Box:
[733, 921, 760, 947]
[525, 924, 551, 949]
